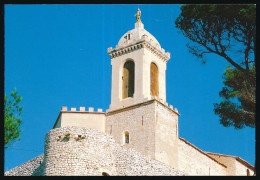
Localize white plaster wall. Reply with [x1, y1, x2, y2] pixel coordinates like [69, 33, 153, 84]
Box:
[143, 48, 167, 102]
[109, 47, 167, 111]
[59, 112, 105, 133]
[54, 116, 61, 129]
[110, 49, 147, 111]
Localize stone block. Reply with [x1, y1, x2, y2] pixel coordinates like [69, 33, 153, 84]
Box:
[61, 107, 68, 111]
[97, 108, 103, 113]
[80, 107, 85, 112]
[107, 47, 112, 53]
[71, 108, 76, 112]
[88, 107, 94, 112]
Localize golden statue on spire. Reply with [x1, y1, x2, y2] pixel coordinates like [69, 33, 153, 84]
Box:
[135, 8, 141, 22]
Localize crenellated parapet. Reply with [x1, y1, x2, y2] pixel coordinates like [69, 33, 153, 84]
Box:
[53, 106, 106, 132]
[151, 96, 179, 115]
[61, 106, 104, 113]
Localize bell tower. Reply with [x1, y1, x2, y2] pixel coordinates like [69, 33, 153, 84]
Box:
[107, 9, 171, 111]
[106, 9, 180, 170]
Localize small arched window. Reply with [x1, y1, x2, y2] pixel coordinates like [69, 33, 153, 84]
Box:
[102, 172, 110, 176]
[122, 61, 135, 99]
[125, 131, 129, 144]
[150, 62, 159, 96]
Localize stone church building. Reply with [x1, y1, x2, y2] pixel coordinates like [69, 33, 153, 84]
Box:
[5, 9, 254, 176]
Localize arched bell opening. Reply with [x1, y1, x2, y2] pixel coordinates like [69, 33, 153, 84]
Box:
[150, 62, 159, 96]
[122, 60, 135, 99]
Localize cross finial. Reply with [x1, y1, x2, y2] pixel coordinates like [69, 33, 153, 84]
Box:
[135, 8, 141, 22]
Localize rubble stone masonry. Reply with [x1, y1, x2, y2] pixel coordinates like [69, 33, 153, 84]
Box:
[5, 126, 183, 176]
[4, 154, 44, 176]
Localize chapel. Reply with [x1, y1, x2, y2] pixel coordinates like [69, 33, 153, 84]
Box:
[5, 9, 254, 176]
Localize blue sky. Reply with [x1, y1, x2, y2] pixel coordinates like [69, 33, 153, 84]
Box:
[4, 4, 255, 171]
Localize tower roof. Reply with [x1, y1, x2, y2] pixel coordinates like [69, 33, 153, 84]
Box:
[117, 21, 161, 49]
[107, 9, 170, 62]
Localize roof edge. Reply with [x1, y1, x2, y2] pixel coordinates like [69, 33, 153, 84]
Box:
[205, 152, 255, 170]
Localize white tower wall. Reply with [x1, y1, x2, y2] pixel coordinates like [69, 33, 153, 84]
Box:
[108, 21, 170, 111]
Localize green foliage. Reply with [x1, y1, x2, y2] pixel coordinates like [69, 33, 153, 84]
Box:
[64, 133, 70, 140]
[214, 66, 255, 129]
[4, 88, 23, 148]
[175, 5, 256, 129]
[175, 4, 255, 72]
[75, 135, 86, 141]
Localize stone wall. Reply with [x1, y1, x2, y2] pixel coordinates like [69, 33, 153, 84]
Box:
[5, 101, 253, 176]
[106, 101, 156, 159]
[5, 124, 253, 176]
[4, 154, 44, 176]
[154, 101, 179, 170]
[44, 126, 117, 175]
[26, 126, 182, 176]
[178, 138, 226, 175]
[107, 100, 180, 170]
[115, 146, 183, 175]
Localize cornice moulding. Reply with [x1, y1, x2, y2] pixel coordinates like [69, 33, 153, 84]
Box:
[108, 40, 170, 62]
